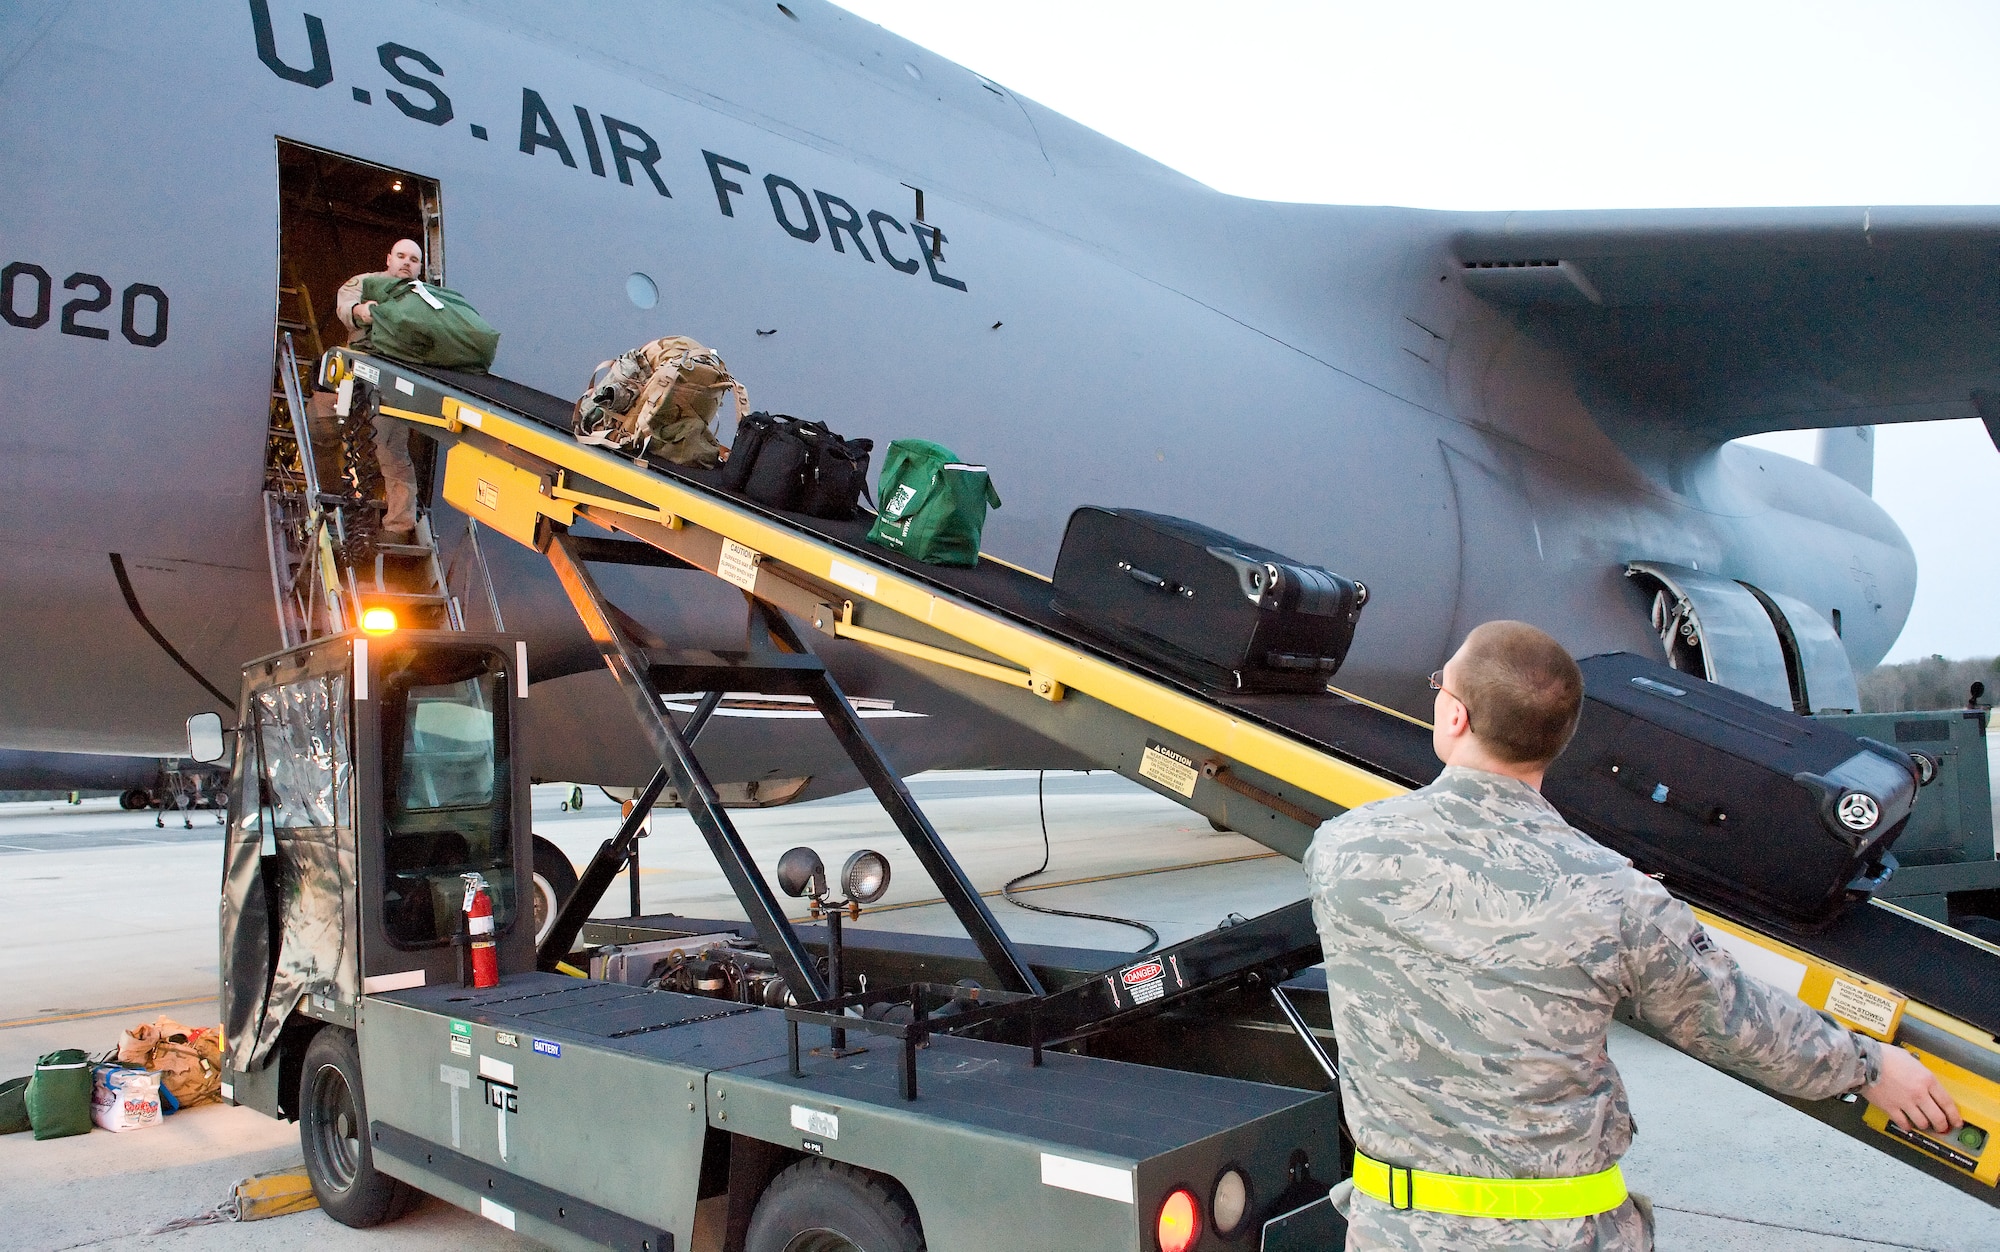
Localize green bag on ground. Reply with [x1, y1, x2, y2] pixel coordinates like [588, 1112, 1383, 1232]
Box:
[358, 274, 500, 372]
[0, 1075, 30, 1134]
[26, 1049, 92, 1140]
[864, 439, 1002, 567]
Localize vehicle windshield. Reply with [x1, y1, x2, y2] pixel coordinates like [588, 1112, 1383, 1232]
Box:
[379, 647, 515, 947]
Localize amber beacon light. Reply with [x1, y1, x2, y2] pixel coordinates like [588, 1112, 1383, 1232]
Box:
[1157, 1187, 1200, 1252]
[360, 607, 398, 635]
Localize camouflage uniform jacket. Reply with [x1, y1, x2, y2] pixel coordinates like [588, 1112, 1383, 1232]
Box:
[1304, 765, 1881, 1251]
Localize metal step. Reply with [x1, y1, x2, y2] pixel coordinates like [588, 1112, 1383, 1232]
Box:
[358, 589, 451, 604]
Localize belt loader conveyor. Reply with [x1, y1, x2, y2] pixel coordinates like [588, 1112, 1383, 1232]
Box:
[324, 346, 2000, 1209]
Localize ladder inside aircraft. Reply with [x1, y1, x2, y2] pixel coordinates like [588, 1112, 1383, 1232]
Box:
[301, 344, 2000, 1202]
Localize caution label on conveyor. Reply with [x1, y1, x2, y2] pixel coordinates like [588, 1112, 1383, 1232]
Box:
[1140, 741, 1199, 798]
[718, 539, 762, 592]
[1826, 978, 1900, 1036]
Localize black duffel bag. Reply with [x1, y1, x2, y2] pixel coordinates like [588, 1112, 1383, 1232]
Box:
[800, 431, 874, 521]
[722, 412, 872, 520]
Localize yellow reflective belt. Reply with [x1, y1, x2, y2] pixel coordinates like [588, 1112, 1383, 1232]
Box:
[1351, 1151, 1628, 1221]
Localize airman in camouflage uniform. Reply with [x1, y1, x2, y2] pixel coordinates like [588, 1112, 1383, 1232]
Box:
[1305, 621, 1957, 1251]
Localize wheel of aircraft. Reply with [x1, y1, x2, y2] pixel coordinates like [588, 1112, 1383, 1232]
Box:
[118, 788, 151, 811]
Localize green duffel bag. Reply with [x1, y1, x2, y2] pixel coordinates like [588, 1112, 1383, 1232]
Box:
[864, 439, 1002, 568]
[0, 1075, 29, 1134]
[358, 274, 500, 372]
[26, 1049, 92, 1140]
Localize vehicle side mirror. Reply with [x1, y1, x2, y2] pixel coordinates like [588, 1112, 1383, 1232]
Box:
[187, 712, 228, 764]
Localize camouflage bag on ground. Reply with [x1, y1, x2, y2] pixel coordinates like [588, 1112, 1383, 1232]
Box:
[573, 336, 748, 468]
[118, 1017, 223, 1109]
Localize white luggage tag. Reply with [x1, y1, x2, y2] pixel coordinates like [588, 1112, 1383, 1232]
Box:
[410, 281, 446, 310]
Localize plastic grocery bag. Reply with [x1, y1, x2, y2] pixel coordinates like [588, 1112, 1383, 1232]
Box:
[91, 1064, 162, 1133]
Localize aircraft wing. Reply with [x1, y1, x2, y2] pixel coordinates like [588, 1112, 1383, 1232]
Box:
[1451, 206, 2000, 442]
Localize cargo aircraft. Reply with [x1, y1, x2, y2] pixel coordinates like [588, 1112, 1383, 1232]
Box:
[4, 0, 1998, 799]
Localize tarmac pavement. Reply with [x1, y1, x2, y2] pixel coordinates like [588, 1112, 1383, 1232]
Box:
[3, 773, 1998, 1250]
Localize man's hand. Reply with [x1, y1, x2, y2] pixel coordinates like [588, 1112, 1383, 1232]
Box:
[354, 301, 376, 325]
[1863, 1045, 1960, 1133]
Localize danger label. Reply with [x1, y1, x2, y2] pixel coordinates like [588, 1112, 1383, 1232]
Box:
[1119, 960, 1167, 1004]
[1139, 741, 1199, 798]
[719, 539, 761, 591]
[1826, 977, 1901, 1037]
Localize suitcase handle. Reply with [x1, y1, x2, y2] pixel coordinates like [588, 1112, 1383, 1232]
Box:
[1118, 562, 1193, 598]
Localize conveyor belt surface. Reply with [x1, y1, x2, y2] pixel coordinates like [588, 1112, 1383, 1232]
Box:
[399, 361, 2000, 1039]
[421, 366, 1443, 787]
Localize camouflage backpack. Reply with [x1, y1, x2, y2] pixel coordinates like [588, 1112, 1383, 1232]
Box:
[572, 336, 748, 468]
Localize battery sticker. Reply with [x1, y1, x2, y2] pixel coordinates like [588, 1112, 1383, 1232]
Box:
[532, 1038, 562, 1059]
[719, 539, 761, 591]
[449, 1020, 472, 1057]
[1139, 741, 1199, 798]
[791, 1105, 840, 1141]
[1825, 978, 1901, 1037]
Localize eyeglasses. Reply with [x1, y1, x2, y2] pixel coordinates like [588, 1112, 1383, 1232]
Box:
[1429, 670, 1474, 730]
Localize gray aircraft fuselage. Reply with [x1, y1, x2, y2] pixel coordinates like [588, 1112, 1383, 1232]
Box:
[5, 0, 1983, 794]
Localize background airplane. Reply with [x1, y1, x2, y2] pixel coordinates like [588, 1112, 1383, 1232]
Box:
[4, 0, 1997, 798]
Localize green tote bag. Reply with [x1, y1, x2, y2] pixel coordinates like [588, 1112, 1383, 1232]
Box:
[865, 439, 1001, 567]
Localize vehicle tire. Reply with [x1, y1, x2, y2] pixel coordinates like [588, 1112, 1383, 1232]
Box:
[299, 1027, 419, 1227]
[746, 1158, 925, 1252]
[119, 788, 150, 811]
[531, 835, 580, 949]
[1953, 915, 2000, 945]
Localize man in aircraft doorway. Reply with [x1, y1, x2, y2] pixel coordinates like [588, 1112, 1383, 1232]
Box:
[1305, 620, 1957, 1251]
[334, 238, 425, 546]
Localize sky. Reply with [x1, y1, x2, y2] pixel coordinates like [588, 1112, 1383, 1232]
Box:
[834, 0, 2000, 664]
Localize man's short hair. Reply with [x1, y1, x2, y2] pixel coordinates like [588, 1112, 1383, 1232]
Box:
[1455, 621, 1584, 765]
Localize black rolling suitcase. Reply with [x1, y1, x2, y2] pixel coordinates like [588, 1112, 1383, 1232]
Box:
[1543, 652, 1918, 929]
[1050, 507, 1367, 693]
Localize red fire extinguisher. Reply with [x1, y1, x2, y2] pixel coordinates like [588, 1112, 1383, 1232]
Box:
[462, 873, 498, 989]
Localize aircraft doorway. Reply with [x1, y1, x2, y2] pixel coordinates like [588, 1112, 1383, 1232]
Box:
[272, 137, 445, 533]
[268, 141, 454, 639]
[275, 140, 442, 364]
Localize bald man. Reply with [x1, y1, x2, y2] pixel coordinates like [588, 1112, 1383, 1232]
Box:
[334, 239, 425, 544]
[1306, 620, 1956, 1251]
